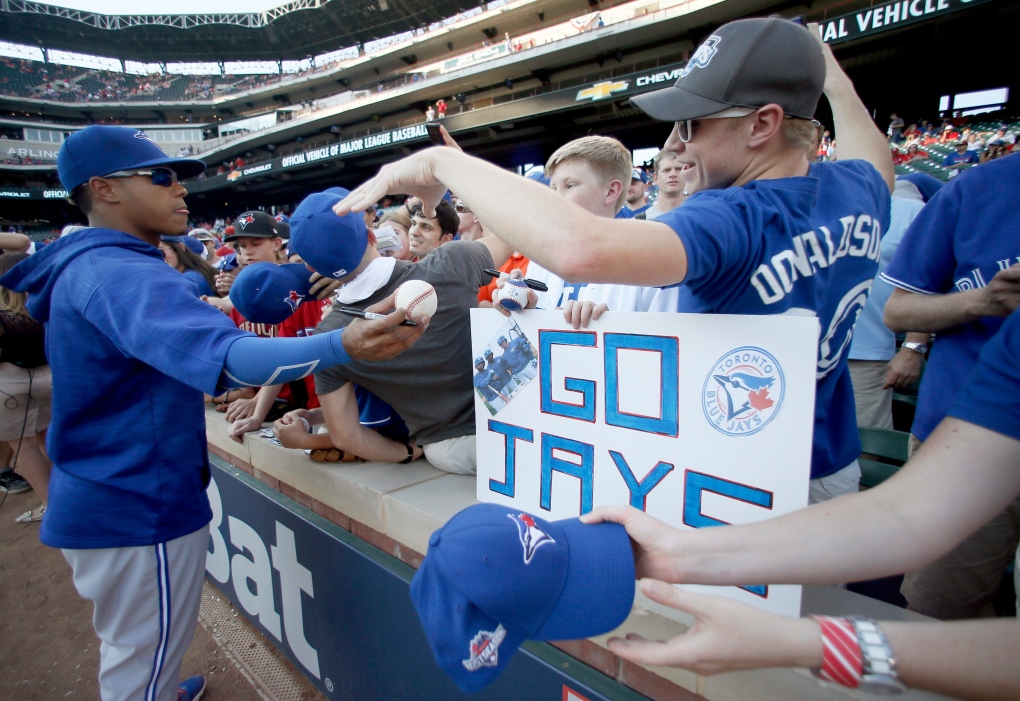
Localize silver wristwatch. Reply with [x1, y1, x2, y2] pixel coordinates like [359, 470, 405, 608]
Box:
[849, 618, 904, 694]
[901, 341, 928, 355]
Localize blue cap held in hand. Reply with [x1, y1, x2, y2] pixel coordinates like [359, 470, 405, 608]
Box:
[163, 235, 206, 256]
[290, 187, 369, 280]
[229, 262, 313, 324]
[411, 503, 635, 693]
[58, 125, 206, 192]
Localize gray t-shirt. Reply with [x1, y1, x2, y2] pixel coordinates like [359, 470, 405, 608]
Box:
[315, 241, 494, 444]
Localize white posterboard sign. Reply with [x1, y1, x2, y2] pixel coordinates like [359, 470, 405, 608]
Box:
[470, 310, 819, 617]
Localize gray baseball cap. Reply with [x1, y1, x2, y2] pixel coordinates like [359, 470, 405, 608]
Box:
[631, 17, 824, 122]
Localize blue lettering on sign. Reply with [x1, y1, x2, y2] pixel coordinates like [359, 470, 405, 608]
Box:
[682, 470, 774, 597]
[608, 451, 673, 510]
[604, 333, 679, 436]
[539, 330, 597, 422]
[541, 433, 594, 513]
[487, 420, 534, 498]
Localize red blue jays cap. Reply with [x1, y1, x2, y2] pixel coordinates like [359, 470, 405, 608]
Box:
[224, 211, 279, 242]
[411, 503, 635, 693]
[290, 187, 369, 281]
[631, 17, 824, 122]
[229, 262, 313, 324]
[57, 125, 206, 193]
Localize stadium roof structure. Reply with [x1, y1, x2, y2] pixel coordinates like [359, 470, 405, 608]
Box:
[0, 0, 486, 62]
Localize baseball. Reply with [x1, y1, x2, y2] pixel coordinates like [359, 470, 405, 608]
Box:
[394, 280, 438, 319]
[495, 278, 529, 312]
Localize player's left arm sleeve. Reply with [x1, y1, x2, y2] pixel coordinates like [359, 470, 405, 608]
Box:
[657, 196, 750, 293]
[881, 183, 961, 294]
[217, 330, 351, 391]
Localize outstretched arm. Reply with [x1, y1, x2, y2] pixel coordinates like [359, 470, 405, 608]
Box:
[583, 417, 1020, 587]
[811, 24, 894, 191]
[610, 581, 1020, 701]
[334, 148, 687, 287]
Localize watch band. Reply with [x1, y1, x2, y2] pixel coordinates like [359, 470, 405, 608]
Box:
[399, 442, 415, 464]
[902, 341, 928, 355]
[849, 617, 904, 693]
[812, 616, 862, 688]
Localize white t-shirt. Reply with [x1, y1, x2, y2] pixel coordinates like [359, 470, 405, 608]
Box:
[525, 261, 677, 313]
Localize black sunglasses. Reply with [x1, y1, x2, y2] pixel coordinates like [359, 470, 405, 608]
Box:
[103, 167, 179, 187]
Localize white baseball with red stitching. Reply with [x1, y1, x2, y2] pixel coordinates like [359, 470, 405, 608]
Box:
[394, 280, 438, 319]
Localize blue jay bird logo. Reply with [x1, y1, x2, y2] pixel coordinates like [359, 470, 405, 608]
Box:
[509, 513, 554, 565]
[702, 347, 785, 437]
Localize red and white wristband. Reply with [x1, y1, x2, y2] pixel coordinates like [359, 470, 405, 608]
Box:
[812, 616, 863, 688]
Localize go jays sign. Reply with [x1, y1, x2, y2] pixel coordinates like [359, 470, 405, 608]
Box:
[471, 311, 819, 616]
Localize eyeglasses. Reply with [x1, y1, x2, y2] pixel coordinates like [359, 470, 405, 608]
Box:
[675, 107, 756, 144]
[103, 167, 179, 187]
[454, 202, 472, 213]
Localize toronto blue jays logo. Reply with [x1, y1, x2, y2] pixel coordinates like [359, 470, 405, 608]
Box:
[238, 214, 256, 229]
[462, 625, 507, 672]
[284, 289, 304, 312]
[680, 35, 721, 78]
[509, 513, 554, 565]
[702, 346, 785, 436]
[133, 131, 159, 148]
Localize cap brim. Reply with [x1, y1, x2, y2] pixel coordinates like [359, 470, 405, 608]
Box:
[630, 85, 733, 122]
[411, 554, 528, 694]
[113, 156, 206, 180]
[223, 231, 278, 242]
[534, 519, 635, 640]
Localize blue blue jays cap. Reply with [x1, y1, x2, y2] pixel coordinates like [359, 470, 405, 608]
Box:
[229, 262, 313, 324]
[525, 170, 550, 186]
[474, 357, 485, 366]
[290, 187, 369, 280]
[163, 235, 205, 256]
[219, 253, 239, 272]
[58, 125, 206, 193]
[411, 503, 635, 693]
[631, 168, 648, 183]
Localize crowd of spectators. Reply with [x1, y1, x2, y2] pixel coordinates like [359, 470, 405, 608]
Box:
[3, 17, 1020, 701]
[886, 114, 1017, 178]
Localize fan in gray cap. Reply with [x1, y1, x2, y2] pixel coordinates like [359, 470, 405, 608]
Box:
[630, 17, 825, 123]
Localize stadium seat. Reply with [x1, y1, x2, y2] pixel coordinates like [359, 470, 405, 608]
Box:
[858, 426, 910, 488]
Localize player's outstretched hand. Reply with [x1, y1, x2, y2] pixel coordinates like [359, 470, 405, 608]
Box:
[563, 300, 609, 329]
[341, 293, 429, 361]
[606, 580, 821, 674]
[333, 151, 448, 220]
[493, 268, 539, 317]
[581, 505, 686, 582]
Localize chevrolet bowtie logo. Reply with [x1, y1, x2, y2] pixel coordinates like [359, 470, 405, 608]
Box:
[576, 80, 629, 101]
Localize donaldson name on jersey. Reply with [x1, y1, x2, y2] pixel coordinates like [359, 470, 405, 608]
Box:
[660, 159, 891, 479]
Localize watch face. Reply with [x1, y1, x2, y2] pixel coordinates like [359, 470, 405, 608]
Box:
[859, 676, 905, 695]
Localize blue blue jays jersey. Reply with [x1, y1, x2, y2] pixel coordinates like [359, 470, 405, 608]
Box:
[659, 160, 891, 479]
[502, 336, 534, 373]
[487, 356, 513, 388]
[949, 310, 1020, 442]
[0, 229, 249, 549]
[473, 369, 501, 402]
[882, 156, 1020, 442]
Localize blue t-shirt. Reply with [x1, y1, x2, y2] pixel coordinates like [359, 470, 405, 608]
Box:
[182, 269, 216, 298]
[502, 336, 534, 373]
[849, 194, 927, 361]
[881, 156, 1020, 442]
[0, 229, 250, 549]
[948, 311, 1020, 441]
[943, 151, 978, 167]
[487, 356, 513, 388]
[659, 160, 891, 479]
[473, 368, 501, 401]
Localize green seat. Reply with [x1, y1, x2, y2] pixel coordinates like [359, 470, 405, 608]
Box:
[859, 459, 901, 489]
[858, 427, 910, 488]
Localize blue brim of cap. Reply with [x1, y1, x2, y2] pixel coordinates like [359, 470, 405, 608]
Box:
[533, 519, 635, 640]
[411, 553, 529, 694]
